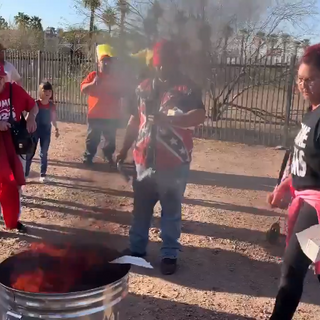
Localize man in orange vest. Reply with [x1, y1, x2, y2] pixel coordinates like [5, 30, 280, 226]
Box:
[81, 55, 121, 165]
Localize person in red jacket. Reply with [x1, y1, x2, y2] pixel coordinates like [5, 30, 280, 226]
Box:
[0, 64, 38, 232]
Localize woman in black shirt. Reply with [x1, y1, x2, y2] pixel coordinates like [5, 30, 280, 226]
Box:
[268, 44, 320, 319]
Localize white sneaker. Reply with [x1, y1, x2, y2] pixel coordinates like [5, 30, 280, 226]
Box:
[20, 185, 26, 194]
[39, 176, 47, 183]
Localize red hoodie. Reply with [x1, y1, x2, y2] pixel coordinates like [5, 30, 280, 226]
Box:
[0, 82, 34, 229]
[0, 131, 25, 229]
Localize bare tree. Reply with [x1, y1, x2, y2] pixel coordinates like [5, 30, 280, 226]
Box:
[208, 1, 316, 120]
[59, 27, 89, 53]
[130, 0, 316, 126]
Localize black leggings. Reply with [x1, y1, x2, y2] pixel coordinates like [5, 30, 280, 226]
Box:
[270, 201, 320, 319]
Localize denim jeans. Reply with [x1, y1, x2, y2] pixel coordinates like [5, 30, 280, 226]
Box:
[18, 155, 25, 217]
[129, 163, 189, 259]
[25, 125, 51, 177]
[84, 119, 119, 162]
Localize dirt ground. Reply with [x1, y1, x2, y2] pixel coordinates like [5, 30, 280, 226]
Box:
[1, 122, 319, 320]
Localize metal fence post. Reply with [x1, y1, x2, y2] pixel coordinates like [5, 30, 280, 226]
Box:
[283, 54, 296, 147]
[37, 50, 42, 85]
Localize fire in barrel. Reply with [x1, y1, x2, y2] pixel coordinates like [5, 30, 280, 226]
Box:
[0, 243, 130, 320]
[10, 243, 107, 293]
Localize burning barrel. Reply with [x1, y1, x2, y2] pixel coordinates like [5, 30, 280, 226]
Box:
[0, 243, 130, 320]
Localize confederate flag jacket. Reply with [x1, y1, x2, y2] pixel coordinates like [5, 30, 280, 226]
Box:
[131, 75, 205, 170]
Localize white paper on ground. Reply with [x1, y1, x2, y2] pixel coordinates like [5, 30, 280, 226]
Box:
[110, 256, 153, 269]
[296, 225, 320, 263]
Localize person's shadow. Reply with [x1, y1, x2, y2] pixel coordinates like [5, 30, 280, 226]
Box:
[123, 293, 257, 319]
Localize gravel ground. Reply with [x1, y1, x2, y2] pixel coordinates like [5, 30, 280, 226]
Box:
[0, 122, 319, 319]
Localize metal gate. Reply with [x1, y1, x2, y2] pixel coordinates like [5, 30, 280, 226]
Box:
[195, 55, 308, 146]
[7, 50, 307, 147]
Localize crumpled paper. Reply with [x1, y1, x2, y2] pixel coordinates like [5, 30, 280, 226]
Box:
[110, 256, 153, 269]
[296, 224, 320, 263]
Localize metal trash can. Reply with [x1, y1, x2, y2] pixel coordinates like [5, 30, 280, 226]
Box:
[0, 245, 130, 320]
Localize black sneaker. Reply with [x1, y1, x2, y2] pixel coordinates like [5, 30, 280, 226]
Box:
[83, 158, 93, 166]
[16, 221, 28, 234]
[121, 248, 146, 258]
[161, 258, 177, 275]
[104, 154, 115, 166]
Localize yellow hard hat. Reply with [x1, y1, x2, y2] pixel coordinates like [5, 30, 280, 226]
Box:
[96, 44, 116, 60]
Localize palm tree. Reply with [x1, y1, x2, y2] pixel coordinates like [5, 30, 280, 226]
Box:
[222, 24, 233, 57]
[29, 16, 44, 49]
[29, 16, 43, 30]
[0, 16, 8, 30]
[116, 0, 130, 37]
[102, 7, 117, 34]
[151, 0, 163, 21]
[175, 10, 187, 35]
[265, 33, 278, 60]
[143, 15, 158, 43]
[301, 38, 310, 49]
[255, 31, 266, 50]
[256, 31, 266, 43]
[254, 31, 266, 59]
[14, 12, 30, 29]
[268, 33, 279, 50]
[239, 29, 248, 59]
[82, 0, 101, 34]
[143, 1, 163, 44]
[281, 33, 291, 61]
[199, 0, 208, 21]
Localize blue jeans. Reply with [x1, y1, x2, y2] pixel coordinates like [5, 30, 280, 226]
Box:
[129, 164, 189, 259]
[84, 119, 119, 162]
[25, 125, 51, 177]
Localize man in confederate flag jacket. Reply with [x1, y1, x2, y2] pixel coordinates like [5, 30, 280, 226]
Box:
[117, 39, 205, 275]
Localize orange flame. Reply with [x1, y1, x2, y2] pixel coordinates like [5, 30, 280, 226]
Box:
[11, 243, 102, 293]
